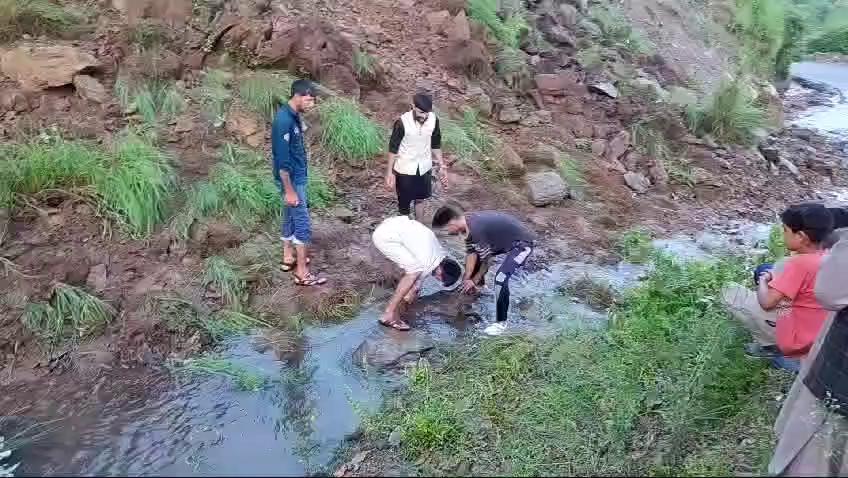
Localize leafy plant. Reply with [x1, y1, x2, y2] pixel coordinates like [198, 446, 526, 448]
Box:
[687, 79, 767, 145]
[203, 256, 247, 310]
[22, 283, 114, 345]
[617, 228, 654, 263]
[807, 26, 848, 54]
[116, 78, 184, 125]
[764, 222, 787, 262]
[238, 72, 295, 121]
[317, 99, 385, 164]
[467, 0, 528, 48]
[0, 0, 87, 42]
[556, 150, 587, 200]
[590, 4, 653, 55]
[128, 19, 170, 50]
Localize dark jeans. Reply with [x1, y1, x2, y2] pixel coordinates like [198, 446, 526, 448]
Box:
[471, 243, 534, 323]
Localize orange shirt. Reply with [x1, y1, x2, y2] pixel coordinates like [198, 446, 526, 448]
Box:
[769, 251, 829, 357]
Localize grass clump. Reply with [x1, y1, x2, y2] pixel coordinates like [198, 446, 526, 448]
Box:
[196, 69, 233, 127]
[353, 49, 378, 81]
[560, 275, 618, 310]
[116, 78, 185, 126]
[807, 26, 848, 54]
[0, 0, 86, 42]
[0, 133, 175, 237]
[441, 109, 504, 180]
[365, 255, 774, 475]
[203, 256, 247, 310]
[153, 297, 270, 342]
[307, 166, 336, 209]
[467, 0, 528, 48]
[22, 283, 113, 345]
[172, 356, 266, 391]
[686, 79, 767, 145]
[317, 99, 385, 164]
[494, 46, 530, 89]
[238, 71, 295, 121]
[617, 228, 654, 263]
[556, 151, 587, 200]
[590, 4, 653, 55]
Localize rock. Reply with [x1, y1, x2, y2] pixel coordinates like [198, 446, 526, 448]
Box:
[466, 84, 492, 117]
[388, 428, 403, 447]
[591, 138, 607, 157]
[605, 130, 630, 162]
[174, 115, 195, 133]
[534, 72, 585, 96]
[73, 75, 108, 104]
[565, 0, 589, 13]
[426, 10, 451, 33]
[691, 167, 719, 186]
[115, 0, 192, 27]
[329, 206, 356, 223]
[758, 144, 780, 163]
[0, 90, 29, 112]
[446, 39, 492, 78]
[352, 333, 435, 368]
[631, 77, 668, 101]
[623, 172, 650, 193]
[779, 158, 801, 178]
[588, 81, 619, 99]
[557, 3, 579, 27]
[498, 144, 526, 176]
[578, 17, 601, 36]
[86, 264, 109, 293]
[543, 24, 577, 47]
[519, 110, 551, 127]
[226, 110, 263, 147]
[668, 86, 697, 107]
[189, 221, 208, 243]
[522, 145, 559, 168]
[446, 11, 471, 42]
[649, 160, 669, 186]
[497, 105, 522, 123]
[563, 96, 583, 114]
[1, 45, 99, 90]
[124, 49, 182, 80]
[526, 171, 569, 206]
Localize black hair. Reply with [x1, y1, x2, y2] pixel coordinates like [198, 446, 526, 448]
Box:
[432, 206, 461, 228]
[828, 207, 848, 230]
[413, 93, 433, 113]
[438, 258, 462, 287]
[291, 79, 316, 98]
[781, 203, 834, 244]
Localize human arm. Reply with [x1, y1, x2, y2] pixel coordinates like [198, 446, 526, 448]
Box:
[431, 118, 447, 187]
[385, 272, 421, 316]
[385, 120, 404, 189]
[272, 113, 299, 206]
[757, 271, 785, 310]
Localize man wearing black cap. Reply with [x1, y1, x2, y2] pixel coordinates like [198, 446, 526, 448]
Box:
[384, 93, 448, 220]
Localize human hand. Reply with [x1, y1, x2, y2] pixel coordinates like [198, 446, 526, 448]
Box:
[461, 279, 479, 294]
[385, 173, 395, 191]
[285, 190, 300, 207]
[439, 171, 449, 188]
[758, 271, 773, 285]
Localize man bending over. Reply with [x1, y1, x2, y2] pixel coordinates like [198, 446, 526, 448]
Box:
[432, 206, 537, 336]
[372, 215, 462, 331]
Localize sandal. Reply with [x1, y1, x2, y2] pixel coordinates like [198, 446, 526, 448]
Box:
[280, 257, 311, 272]
[378, 318, 411, 331]
[292, 272, 327, 286]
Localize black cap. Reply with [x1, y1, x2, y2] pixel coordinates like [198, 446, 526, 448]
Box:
[291, 79, 317, 98]
[439, 258, 462, 288]
[413, 93, 433, 112]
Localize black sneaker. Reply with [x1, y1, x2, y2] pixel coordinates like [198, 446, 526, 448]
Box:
[744, 343, 781, 358]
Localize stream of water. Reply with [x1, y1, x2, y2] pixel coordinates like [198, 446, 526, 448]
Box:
[2, 61, 847, 476]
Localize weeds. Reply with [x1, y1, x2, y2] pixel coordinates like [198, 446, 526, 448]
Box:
[467, 0, 528, 48]
[307, 288, 361, 322]
[365, 255, 772, 474]
[196, 69, 233, 127]
[561, 275, 617, 310]
[734, 0, 786, 76]
[317, 99, 385, 164]
[687, 79, 767, 145]
[0, 133, 175, 237]
[556, 151, 587, 200]
[353, 49, 377, 81]
[116, 78, 185, 125]
[203, 256, 247, 310]
[153, 297, 270, 342]
[807, 26, 848, 54]
[763, 222, 786, 262]
[0, 0, 86, 42]
[494, 46, 530, 89]
[128, 20, 170, 50]
[22, 283, 113, 345]
[590, 4, 653, 55]
[441, 109, 502, 179]
[617, 228, 653, 263]
[238, 72, 295, 121]
[576, 45, 604, 71]
[307, 166, 336, 209]
[172, 356, 266, 391]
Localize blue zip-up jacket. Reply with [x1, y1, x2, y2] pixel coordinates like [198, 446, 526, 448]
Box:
[272, 104, 308, 186]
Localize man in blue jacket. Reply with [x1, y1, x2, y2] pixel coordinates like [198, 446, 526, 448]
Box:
[272, 79, 326, 286]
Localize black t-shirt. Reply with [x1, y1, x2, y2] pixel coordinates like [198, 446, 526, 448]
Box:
[465, 211, 537, 259]
[388, 116, 442, 154]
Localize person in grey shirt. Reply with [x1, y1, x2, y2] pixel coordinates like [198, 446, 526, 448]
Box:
[432, 206, 536, 335]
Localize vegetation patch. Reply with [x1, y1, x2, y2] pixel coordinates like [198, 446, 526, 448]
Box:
[22, 283, 114, 346]
[203, 256, 248, 310]
[616, 228, 653, 263]
[238, 71, 296, 121]
[0, 0, 87, 42]
[763, 222, 787, 263]
[196, 69, 233, 127]
[466, 0, 528, 48]
[686, 79, 767, 145]
[590, 4, 653, 55]
[560, 275, 618, 310]
[0, 132, 175, 237]
[171, 356, 267, 391]
[116, 78, 185, 126]
[440, 109, 505, 180]
[364, 255, 776, 475]
[153, 297, 271, 343]
[807, 26, 848, 54]
[353, 49, 378, 82]
[556, 151, 587, 200]
[317, 99, 385, 164]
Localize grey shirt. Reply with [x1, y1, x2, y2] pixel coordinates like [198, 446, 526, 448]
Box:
[465, 211, 536, 260]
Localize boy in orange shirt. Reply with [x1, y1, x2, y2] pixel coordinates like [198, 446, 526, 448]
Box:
[723, 204, 833, 361]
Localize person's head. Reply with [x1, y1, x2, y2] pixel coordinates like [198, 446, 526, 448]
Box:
[412, 93, 432, 123]
[432, 257, 462, 288]
[828, 207, 848, 230]
[289, 79, 317, 113]
[432, 206, 466, 235]
[780, 203, 834, 251]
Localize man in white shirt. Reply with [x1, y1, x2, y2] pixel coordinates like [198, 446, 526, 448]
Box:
[372, 215, 462, 330]
[384, 93, 448, 220]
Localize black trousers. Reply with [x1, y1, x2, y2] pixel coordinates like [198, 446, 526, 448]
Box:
[395, 168, 432, 216]
[470, 242, 534, 323]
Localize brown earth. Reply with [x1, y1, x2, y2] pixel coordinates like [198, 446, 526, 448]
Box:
[0, 0, 845, 395]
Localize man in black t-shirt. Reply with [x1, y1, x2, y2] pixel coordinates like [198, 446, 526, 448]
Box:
[384, 93, 449, 219]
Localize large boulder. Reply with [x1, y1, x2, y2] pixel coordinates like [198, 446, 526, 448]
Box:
[1, 45, 99, 90]
[226, 109, 264, 147]
[352, 333, 435, 368]
[466, 84, 493, 117]
[526, 171, 570, 206]
[446, 11, 471, 42]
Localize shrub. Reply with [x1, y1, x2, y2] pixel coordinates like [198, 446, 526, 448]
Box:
[238, 72, 295, 121]
[0, 0, 86, 42]
[317, 99, 385, 164]
[590, 5, 653, 55]
[467, 0, 528, 48]
[734, 0, 787, 76]
[22, 283, 114, 345]
[687, 79, 767, 145]
[807, 26, 848, 54]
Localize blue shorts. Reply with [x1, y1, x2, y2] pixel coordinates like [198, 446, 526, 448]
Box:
[278, 182, 311, 244]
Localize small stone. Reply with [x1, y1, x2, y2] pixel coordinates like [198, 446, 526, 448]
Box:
[591, 139, 607, 157]
[605, 130, 630, 162]
[497, 105, 522, 123]
[543, 24, 577, 46]
[466, 84, 492, 117]
[758, 144, 780, 163]
[623, 172, 650, 193]
[588, 81, 619, 98]
[779, 158, 801, 178]
[388, 428, 402, 447]
[73, 74, 108, 103]
[174, 115, 195, 133]
[498, 143, 526, 176]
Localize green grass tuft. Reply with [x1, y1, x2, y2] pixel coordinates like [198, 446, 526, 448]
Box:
[307, 166, 336, 209]
[353, 49, 378, 81]
[0, 0, 86, 42]
[440, 109, 500, 178]
[173, 356, 266, 391]
[317, 99, 385, 164]
[196, 69, 233, 127]
[687, 80, 767, 145]
[203, 256, 247, 310]
[22, 283, 113, 345]
[617, 228, 654, 263]
[116, 78, 185, 126]
[467, 0, 528, 48]
[238, 72, 295, 121]
[764, 222, 786, 262]
[556, 151, 587, 200]
[590, 5, 653, 55]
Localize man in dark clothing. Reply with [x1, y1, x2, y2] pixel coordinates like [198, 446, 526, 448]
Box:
[432, 206, 537, 335]
[384, 93, 448, 219]
[272, 79, 326, 286]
